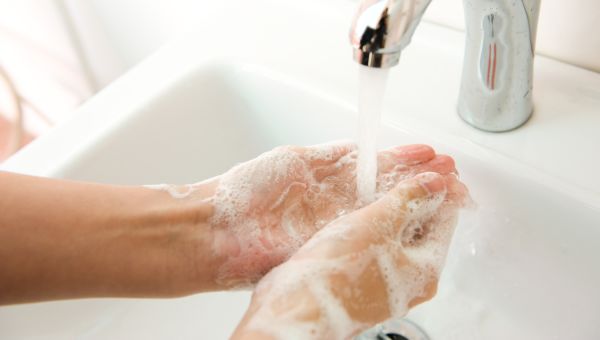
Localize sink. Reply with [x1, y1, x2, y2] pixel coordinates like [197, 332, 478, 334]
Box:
[1, 0, 599, 339]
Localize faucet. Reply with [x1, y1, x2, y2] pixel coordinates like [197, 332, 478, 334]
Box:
[350, 0, 541, 132]
[350, 0, 432, 68]
[458, 0, 541, 131]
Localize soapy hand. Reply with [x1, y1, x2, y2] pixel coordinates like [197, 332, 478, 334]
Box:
[0, 142, 466, 308]
[232, 171, 469, 340]
[203, 142, 459, 287]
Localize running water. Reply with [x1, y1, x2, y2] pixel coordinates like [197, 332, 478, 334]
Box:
[356, 65, 390, 204]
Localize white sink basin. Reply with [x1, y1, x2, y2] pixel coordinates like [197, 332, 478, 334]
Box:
[1, 0, 599, 339]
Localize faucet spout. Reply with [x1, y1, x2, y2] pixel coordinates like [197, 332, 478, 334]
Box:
[350, 0, 432, 68]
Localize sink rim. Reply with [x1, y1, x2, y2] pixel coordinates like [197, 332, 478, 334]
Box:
[3, 56, 599, 212]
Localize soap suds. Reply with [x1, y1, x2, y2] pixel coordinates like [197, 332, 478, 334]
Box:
[244, 175, 466, 339]
[205, 143, 368, 286]
[144, 184, 195, 199]
[146, 143, 466, 333]
[205, 144, 464, 288]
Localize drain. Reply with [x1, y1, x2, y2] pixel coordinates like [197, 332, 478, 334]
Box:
[356, 318, 429, 340]
[376, 332, 409, 340]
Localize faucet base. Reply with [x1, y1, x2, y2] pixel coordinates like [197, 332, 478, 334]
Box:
[457, 0, 540, 132]
[457, 105, 534, 133]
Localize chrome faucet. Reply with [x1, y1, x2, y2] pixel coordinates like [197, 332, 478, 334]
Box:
[458, 0, 541, 131]
[350, 0, 432, 68]
[350, 0, 541, 132]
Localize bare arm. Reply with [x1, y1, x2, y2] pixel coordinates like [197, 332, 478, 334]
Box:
[0, 143, 457, 310]
[0, 171, 220, 304]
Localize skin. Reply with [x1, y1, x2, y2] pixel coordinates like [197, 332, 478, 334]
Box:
[231, 172, 468, 339]
[0, 143, 467, 338]
[202, 142, 457, 287]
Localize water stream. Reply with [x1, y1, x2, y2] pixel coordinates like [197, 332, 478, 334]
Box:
[356, 65, 390, 204]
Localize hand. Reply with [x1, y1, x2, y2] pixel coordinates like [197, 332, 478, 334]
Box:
[232, 172, 469, 340]
[0, 143, 463, 305]
[200, 142, 458, 287]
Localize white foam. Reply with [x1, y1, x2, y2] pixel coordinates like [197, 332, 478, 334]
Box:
[246, 168, 477, 339]
[243, 178, 467, 338]
[143, 184, 194, 199]
[303, 140, 355, 162]
[208, 144, 368, 286]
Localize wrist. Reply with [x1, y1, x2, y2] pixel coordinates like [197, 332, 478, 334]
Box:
[124, 182, 224, 296]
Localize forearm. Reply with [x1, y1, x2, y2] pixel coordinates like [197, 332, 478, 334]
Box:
[0, 172, 220, 305]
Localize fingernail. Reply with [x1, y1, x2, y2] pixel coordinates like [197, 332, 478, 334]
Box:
[429, 154, 456, 168]
[393, 144, 434, 155]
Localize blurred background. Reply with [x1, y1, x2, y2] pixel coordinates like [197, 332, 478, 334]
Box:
[0, 0, 598, 161]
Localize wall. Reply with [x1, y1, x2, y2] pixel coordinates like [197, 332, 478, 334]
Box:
[0, 0, 128, 159]
[0, 0, 88, 134]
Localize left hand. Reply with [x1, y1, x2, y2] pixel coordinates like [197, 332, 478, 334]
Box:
[195, 142, 458, 287]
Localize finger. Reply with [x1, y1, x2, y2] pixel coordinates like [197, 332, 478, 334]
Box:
[412, 154, 456, 175]
[378, 144, 436, 171]
[360, 172, 447, 240]
[296, 172, 447, 259]
[403, 175, 466, 253]
[443, 173, 471, 208]
[388, 172, 446, 206]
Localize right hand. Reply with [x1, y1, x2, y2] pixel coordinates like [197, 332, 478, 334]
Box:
[232, 171, 469, 340]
